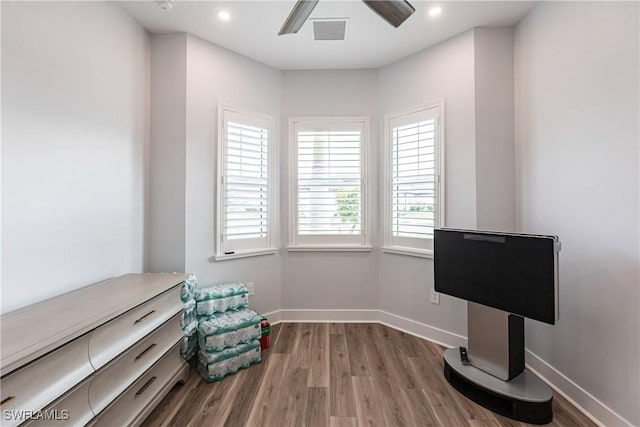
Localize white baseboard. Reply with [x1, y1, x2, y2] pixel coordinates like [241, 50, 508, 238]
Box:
[259, 308, 629, 427]
[525, 349, 633, 427]
[378, 310, 467, 350]
[261, 309, 282, 325]
[267, 309, 466, 349]
[277, 309, 379, 323]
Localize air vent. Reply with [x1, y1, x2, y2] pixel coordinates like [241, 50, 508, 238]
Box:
[311, 19, 348, 41]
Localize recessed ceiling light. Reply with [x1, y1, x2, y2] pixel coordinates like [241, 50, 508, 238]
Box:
[429, 5, 443, 17]
[156, 0, 174, 11]
[218, 10, 231, 21]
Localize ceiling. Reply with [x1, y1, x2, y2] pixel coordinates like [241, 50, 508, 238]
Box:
[120, 0, 535, 70]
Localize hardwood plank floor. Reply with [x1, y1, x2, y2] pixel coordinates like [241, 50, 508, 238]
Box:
[143, 323, 597, 427]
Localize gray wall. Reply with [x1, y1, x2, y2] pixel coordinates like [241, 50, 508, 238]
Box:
[474, 27, 516, 232]
[147, 33, 283, 315]
[280, 70, 379, 311]
[514, 2, 639, 425]
[183, 35, 283, 315]
[1, 1, 150, 313]
[3, 2, 638, 424]
[376, 30, 477, 336]
[149, 34, 187, 273]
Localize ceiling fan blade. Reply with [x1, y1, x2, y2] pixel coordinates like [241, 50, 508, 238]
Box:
[362, 0, 415, 28]
[278, 0, 320, 35]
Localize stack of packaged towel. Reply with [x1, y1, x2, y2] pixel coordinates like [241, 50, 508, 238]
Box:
[179, 274, 199, 362]
[180, 277, 262, 382]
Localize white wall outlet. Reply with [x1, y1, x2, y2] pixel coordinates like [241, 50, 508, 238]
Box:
[246, 281, 255, 296]
[430, 289, 440, 305]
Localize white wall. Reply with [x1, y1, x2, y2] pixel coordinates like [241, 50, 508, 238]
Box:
[146, 34, 283, 315]
[515, 2, 639, 425]
[377, 31, 477, 336]
[183, 35, 283, 315]
[1, 3, 4, 308]
[280, 70, 379, 311]
[149, 34, 187, 273]
[1, 1, 150, 313]
[4, 4, 636, 423]
[474, 27, 515, 232]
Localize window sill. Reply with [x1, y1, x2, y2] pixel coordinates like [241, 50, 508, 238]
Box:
[381, 246, 433, 259]
[287, 245, 373, 252]
[214, 248, 278, 261]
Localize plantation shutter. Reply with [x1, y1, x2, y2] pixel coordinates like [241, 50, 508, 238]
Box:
[390, 107, 439, 250]
[294, 121, 366, 245]
[221, 112, 271, 252]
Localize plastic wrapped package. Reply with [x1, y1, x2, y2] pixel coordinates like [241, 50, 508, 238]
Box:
[180, 277, 198, 362]
[196, 294, 249, 317]
[196, 339, 261, 382]
[180, 334, 198, 361]
[197, 309, 261, 352]
[195, 283, 249, 316]
[194, 282, 247, 301]
[180, 274, 198, 303]
[181, 300, 198, 336]
[259, 317, 270, 350]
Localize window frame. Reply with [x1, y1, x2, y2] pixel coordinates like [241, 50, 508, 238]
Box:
[288, 116, 372, 252]
[215, 104, 278, 261]
[382, 101, 445, 258]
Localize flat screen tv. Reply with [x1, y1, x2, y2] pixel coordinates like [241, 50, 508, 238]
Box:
[434, 228, 559, 325]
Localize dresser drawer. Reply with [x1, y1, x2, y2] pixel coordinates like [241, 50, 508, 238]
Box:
[0, 335, 93, 427]
[88, 313, 182, 414]
[22, 377, 94, 427]
[88, 285, 182, 369]
[91, 343, 185, 427]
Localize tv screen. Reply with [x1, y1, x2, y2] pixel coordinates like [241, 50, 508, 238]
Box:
[434, 228, 559, 325]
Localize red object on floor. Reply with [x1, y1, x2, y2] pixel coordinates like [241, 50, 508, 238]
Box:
[260, 318, 270, 350]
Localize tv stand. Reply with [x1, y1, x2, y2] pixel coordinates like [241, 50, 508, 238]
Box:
[444, 348, 553, 424]
[442, 303, 553, 424]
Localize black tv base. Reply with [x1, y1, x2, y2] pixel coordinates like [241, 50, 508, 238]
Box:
[443, 348, 553, 424]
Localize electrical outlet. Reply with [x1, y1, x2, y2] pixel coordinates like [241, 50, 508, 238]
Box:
[430, 289, 440, 305]
[246, 281, 255, 296]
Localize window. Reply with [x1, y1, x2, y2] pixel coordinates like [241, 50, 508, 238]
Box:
[383, 103, 444, 258]
[289, 117, 371, 250]
[216, 106, 277, 260]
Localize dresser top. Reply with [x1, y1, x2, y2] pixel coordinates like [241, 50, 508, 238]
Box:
[1, 273, 188, 374]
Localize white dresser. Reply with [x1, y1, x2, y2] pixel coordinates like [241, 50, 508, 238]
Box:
[0, 273, 190, 427]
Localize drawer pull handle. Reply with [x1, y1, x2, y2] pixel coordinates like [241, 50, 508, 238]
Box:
[1, 396, 15, 407]
[135, 343, 157, 361]
[135, 376, 157, 397]
[134, 310, 156, 324]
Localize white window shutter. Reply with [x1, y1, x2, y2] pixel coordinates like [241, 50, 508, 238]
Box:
[218, 108, 275, 256]
[392, 119, 436, 238]
[387, 105, 442, 252]
[297, 129, 362, 235]
[224, 121, 269, 241]
[291, 118, 369, 247]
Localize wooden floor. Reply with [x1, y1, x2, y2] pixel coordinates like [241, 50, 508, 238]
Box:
[143, 323, 596, 427]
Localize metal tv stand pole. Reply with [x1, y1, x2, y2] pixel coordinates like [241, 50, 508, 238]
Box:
[443, 303, 553, 424]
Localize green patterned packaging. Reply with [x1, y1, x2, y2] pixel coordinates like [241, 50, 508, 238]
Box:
[197, 309, 261, 351]
[196, 339, 262, 383]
